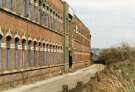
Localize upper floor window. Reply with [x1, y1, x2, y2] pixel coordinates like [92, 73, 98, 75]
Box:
[42, 5, 48, 27]
[2, 0, 6, 8]
[34, 0, 37, 21]
[22, 0, 27, 17]
[28, 0, 31, 18]
[7, 0, 13, 10]
[38, 0, 42, 23]
[0, 0, 2, 8]
[17, 0, 21, 15]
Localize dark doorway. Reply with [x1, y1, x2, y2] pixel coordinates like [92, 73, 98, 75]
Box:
[69, 51, 72, 68]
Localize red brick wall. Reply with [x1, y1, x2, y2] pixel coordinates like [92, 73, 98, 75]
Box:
[72, 16, 91, 69]
[0, 9, 64, 88]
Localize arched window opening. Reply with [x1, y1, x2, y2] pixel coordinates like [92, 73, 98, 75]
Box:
[60, 46, 63, 64]
[38, 41, 41, 65]
[58, 46, 60, 64]
[52, 45, 55, 64]
[50, 8, 53, 29]
[45, 5, 49, 27]
[22, 38, 26, 67]
[58, 15, 60, 33]
[14, 33, 20, 69]
[52, 11, 55, 31]
[0, 29, 3, 70]
[33, 39, 37, 66]
[6, 31, 12, 69]
[49, 44, 52, 65]
[42, 42, 45, 65]
[46, 44, 49, 65]
[28, 37, 32, 66]
[55, 45, 58, 64]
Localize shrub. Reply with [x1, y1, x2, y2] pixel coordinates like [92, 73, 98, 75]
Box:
[98, 42, 135, 65]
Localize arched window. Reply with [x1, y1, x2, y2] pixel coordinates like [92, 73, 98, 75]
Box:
[38, 0, 42, 23]
[6, 31, 12, 69]
[42, 41, 45, 65]
[55, 45, 58, 64]
[22, 35, 26, 67]
[57, 46, 60, 64]
[28, 37, 32, 66]
[53, 11, 56, 31]
[55, 13, 57, 32]
[60, 46, 63, 64]
[38, 40, 41, 65]
[52, 45, 55, 64]
[14, 33, 20, 69]
[49, 44, 52, 65]
[46, 44, 49, 65]
[0, 28, 3, 70]
[42, 4, 48, 27]
[50, 9, 53, 29]
[33, 39, 37, 66]
[58, 15, 60, 33]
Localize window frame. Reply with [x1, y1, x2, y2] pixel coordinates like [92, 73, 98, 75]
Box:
[46, 44, 48, 65]
[28, 40, 32, 66]
[42, 43, 45, 65]
[22, 39, 26, 66]
[0, 35, 2, 70]
[17, 0, 21, 15]
[14, 37, 19, 69]
[6, 37, 11, 70]
[33, 41, 37, 66]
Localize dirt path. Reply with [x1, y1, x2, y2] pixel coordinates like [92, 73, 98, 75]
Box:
[3, 64, 105, 92]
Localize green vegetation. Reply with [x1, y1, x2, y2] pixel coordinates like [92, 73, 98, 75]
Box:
[98, 42, 135, 65]
[96, 42, 135, 92]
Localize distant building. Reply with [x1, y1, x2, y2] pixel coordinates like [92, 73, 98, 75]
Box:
[0, 0, 91, 88]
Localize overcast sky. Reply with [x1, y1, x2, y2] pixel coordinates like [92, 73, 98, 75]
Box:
[64, 0, 135, 48]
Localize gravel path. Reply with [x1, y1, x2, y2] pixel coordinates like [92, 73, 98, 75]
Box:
[3, 64, 105, 92]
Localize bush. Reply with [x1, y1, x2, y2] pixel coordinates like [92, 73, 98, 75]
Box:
[98, 42, 135, 65]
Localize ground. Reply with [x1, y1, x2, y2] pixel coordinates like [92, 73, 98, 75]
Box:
[2, 64, 105, 92]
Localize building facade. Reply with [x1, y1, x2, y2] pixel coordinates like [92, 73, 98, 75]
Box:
[0, 0, 91, 89]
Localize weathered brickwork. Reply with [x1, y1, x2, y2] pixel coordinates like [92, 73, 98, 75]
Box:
[72, 16, 91, 70]
[0, 0, 91, 90]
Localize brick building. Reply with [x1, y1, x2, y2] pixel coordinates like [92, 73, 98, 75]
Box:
[0, 0, 91, 89]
